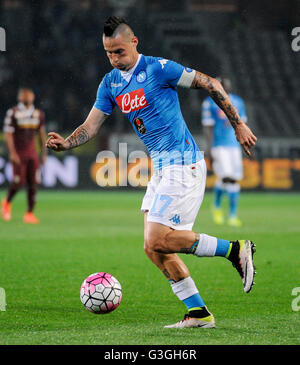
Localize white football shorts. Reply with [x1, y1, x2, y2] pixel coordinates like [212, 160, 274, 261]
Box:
[141, 159, 207, 230]
[211, 146, 243, 181]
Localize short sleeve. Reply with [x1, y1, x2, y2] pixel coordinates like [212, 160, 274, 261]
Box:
[201, 99, 215, 126]
[3, 108, 15, 133]
[94, 76, 115, 115]
[156, 58, 185, 88]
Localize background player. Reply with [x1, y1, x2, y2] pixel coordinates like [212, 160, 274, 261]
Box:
[1, 87, 47, 224]
[46, 17, 257, 328]
[202, 77, 247, 227]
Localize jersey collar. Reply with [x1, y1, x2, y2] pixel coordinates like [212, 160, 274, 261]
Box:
[17, 102, 35, 115]
[120, 53, 142, 82]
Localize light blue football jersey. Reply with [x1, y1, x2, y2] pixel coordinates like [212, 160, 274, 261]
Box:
[94, 54, 203, 170]
[201, 94, 247, 148]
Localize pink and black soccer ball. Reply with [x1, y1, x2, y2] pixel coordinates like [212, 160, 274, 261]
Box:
[80, 272, 122, 314]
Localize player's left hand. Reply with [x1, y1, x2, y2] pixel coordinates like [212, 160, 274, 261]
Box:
[234, 123, 257, 157]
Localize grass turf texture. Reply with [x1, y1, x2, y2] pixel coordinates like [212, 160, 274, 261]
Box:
[0, 191, 299, 345]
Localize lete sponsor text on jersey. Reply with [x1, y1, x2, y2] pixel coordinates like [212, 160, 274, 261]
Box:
[115, 88, 149, 114]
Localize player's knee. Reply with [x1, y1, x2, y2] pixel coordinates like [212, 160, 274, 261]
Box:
[146, 232, 167, 253]
[144, 237, 150, 255]
[144, 240, 153, 259]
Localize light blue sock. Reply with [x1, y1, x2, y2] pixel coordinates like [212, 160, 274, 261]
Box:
[170, 277, 206, 313]
[214, 185, 225, 208]
[215, 238, 231, 257]
[228, 191, 240, 217]
[183, 293, 205, 311]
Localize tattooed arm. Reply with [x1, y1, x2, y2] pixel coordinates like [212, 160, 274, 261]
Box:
[46, 107, 107, 151]
[191, 71, 257, 156]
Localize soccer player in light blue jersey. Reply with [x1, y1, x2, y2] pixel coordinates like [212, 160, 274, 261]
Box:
[202, 77, 247, 227]
[46, 17, 257, 328]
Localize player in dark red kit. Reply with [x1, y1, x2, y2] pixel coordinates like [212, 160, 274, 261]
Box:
[1, 87, 47, 224]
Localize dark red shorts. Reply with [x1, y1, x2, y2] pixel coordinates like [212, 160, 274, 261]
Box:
[12, 156, 40, 185]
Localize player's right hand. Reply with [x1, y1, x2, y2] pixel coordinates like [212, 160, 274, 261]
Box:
[46, 132, 69, 151]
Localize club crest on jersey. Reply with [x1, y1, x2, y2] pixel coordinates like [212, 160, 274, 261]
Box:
[136, 70, 147, 83]
[133, 117, 146, 134]
[115, 88, 149, 114]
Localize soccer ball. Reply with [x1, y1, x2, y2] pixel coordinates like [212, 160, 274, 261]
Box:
[80, 272, 122, 314]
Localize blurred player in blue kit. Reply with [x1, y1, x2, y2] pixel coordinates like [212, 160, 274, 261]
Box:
[202, 77, 247, 227]
[46, 17, 257, 328]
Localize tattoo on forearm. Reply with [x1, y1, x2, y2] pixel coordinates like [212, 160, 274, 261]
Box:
[66, 126, 90, 149]
[191, 72, 213, 90]
[211, 95, 239, 127]
[191, 71, 241, 128]
[210, 90, 225, 102]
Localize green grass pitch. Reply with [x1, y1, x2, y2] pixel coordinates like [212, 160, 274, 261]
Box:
[0, 190, 299, 345]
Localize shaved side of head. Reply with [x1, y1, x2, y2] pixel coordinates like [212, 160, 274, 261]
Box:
[103, 16, 134, 42]
[112, 23, 134, 41]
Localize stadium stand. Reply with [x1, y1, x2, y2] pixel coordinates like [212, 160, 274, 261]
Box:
[0, 0, 299, 140]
